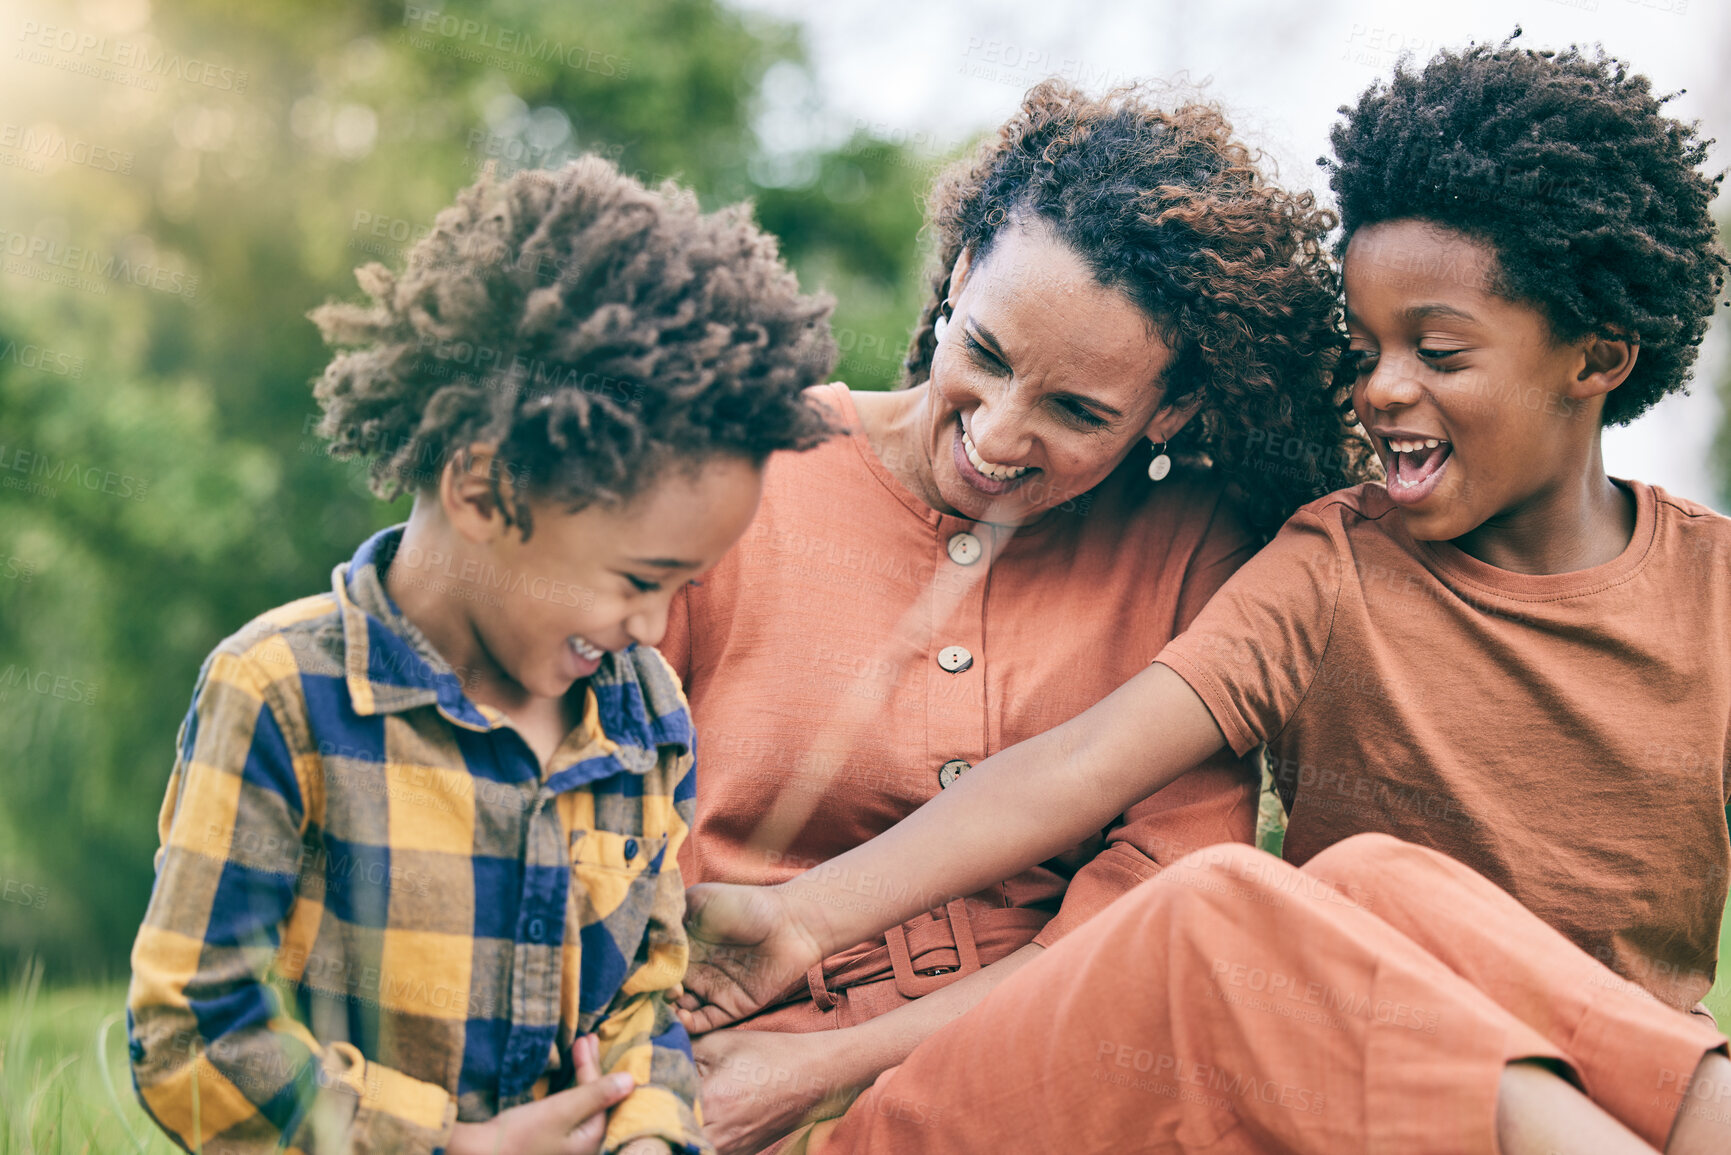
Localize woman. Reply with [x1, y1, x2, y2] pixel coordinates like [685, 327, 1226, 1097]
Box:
[677, 43, 1731, 1155]
[658, 81, 1371, 1154]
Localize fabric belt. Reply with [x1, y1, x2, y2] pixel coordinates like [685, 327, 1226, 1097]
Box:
[803, 899, 1052, 1009]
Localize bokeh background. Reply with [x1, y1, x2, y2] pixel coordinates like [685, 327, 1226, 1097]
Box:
[0, 0, 1725, 1147]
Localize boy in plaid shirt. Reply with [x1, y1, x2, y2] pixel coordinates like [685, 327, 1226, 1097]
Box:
[127, 158, 836, 1155]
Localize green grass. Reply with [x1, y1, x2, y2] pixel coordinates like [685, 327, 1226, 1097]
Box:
[0, 961, 179, 1155]
[1706, 908, 1731, 1024]
[4, 906, 1730, 1154]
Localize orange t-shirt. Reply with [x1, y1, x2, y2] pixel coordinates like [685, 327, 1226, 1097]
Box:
[661, 383, 1261, 947]
[1157, 480, 1731, 1009]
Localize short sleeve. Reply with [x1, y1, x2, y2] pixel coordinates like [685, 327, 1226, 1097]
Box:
[1155, 510, 1344, 757]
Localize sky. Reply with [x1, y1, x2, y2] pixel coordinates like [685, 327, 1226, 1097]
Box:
[732, 0, 1731, 509]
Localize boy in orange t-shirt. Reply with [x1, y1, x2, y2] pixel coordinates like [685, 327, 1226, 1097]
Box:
[676, 40, 1731, 1154]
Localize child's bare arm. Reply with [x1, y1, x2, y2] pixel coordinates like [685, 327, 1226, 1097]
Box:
[680, 662, 1226, 1030]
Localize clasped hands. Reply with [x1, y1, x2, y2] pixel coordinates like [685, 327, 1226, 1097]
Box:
[676, 882, 864, 1155]
[446, 1034, 673, 1155]
[445, 883, 829, 1155]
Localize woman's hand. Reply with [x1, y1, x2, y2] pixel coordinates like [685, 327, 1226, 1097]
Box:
[695, 1030, 855, 1155]
[677, 883, 827, 1035]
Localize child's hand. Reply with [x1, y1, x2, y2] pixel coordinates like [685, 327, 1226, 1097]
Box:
[579, 1033, 673, 1151]
[448, 1065, 635, 1155]
[676, 883, 825, 1035]
[573, 1032, 604, 1087]
[571, 1035, 674, 1155]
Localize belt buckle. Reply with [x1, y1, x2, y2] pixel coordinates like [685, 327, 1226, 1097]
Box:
[886, 899, 984, 999]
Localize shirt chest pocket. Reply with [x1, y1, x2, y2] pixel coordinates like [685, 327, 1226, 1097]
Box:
[569, 830, 669, 926]
[570, 829, 667, 871]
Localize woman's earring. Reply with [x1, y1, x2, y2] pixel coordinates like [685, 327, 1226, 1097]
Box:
[1147, 439, 1171, 482]
[933, 299, 954, 346]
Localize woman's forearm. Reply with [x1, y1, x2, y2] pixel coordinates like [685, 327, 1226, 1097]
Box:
[826, 944, 1045, 1091]
[779, 663, 1227, 957]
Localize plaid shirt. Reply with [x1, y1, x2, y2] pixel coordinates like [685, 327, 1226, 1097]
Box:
[127, 526, 709, 1155]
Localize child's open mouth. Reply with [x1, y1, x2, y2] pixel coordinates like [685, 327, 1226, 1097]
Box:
[1382, 435, 1452, 506]
[565, 633, 604, 678]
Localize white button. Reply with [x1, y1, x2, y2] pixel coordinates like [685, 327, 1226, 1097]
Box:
[937, 645, 973, 673]
[938, 759, 971, 788]
[946, 532, 983, 566]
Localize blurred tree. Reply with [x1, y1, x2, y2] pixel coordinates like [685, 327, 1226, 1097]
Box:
[0, 0, 945, 977]
[1717, 215, 1731, 509]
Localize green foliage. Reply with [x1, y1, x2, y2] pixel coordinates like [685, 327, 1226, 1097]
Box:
[1717, 217, 1731, 511]
[0, 0, 940, 977]
[0, 964, 181, 1155]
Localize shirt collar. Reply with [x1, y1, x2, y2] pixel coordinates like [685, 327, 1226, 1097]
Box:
[330, 525, 693, 776]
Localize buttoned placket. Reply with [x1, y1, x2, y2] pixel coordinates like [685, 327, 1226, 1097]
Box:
[925, 516, 1001, 796]
[338, 543, 654, 1111]
[493, 726, 582, 1105]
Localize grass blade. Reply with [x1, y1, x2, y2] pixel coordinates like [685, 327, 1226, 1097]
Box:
[94, 1013, 148, 1155]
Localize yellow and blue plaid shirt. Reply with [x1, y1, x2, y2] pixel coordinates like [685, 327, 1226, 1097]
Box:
[127, 526, 709, 1155]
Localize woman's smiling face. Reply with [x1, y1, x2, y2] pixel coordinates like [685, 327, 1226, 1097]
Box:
[921, 218, 1189, 525]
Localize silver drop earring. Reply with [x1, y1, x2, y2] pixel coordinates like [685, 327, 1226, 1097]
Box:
[933, 298, 953, 346]
[1147, 439, 1171, 482]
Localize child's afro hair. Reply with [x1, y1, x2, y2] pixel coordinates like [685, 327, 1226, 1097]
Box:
[1323, 34, 1728, 426]
[310, 156, 837, 534]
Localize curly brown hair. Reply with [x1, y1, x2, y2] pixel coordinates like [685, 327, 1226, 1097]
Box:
[907, 81, 1375, 537]
[310, 156, 838, 535]
[1325, 37, 1728, 426]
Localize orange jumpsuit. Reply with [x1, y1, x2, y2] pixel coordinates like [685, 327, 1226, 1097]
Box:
[817, 480, 1731, 1151]
[661, 383, 1264, 1027]
[818, 836, 1726, 1153]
